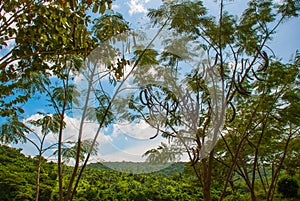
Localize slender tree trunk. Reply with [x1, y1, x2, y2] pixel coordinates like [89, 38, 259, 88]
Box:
[250, 188, 257, 201]
[69, 27, 168, 200]
[257, 164, 267, 194]
[266, 135, 292, 201]
[58, 79, 69, 201]
[202, 159, 211, 201]
[58, 111, 65, 201]
[64, 63, 96, 201]
[202, 150, 214, 201]
[192, 163, 203, 187]
[237, 158, 256, 201]
[35, 151, 42, 201]
[248, 124, 265, 201]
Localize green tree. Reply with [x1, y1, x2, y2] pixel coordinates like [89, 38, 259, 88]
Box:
[0, 145, 56, 201]
[0, 0, 111, 119]
[0, 1, 130, 200]
[62, 12, 130, 201]
[122, 1, 300, 200]
[277, 176, 299, 198]
[215, 53, 300, 200]
[27, 113, 64, 201]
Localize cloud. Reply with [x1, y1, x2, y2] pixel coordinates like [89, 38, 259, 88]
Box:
[111, 120, 158, 140]
[63, 116, 113, 143]
[21, 112, 167, 163]
[98, 134, 168, 162]
[0, 11, 17, 50]
[23, 114, 112, 157]
[127, 0, 148, 15]
[112, 4, 120, 9]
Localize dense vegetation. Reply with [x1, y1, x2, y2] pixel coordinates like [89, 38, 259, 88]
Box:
[0, 145, 202, 201]
[1, 145, 299, 201]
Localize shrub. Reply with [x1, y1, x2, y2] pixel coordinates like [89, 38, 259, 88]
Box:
[277, 176, 299, 198]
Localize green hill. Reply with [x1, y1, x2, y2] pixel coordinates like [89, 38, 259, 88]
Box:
[0, 145, 203, 201]
[87, 161, 187, 176]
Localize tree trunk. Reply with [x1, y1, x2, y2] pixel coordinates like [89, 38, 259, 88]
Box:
[58, 113, 64, 201]
[58, 86, 68, 201]
[202, 158, 211, 201]
[64, 62, 96, 201]
[250, 189, 257, 201]
[35, 152, 42, 201]
[266, 135, 291, 201]
[202, 150, 214, 201]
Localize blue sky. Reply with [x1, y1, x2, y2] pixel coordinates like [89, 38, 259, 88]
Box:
[5, 0, 300, 166]
[112, 0, 300, 61]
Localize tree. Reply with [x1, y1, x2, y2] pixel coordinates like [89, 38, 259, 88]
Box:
[0, 145, 56, 201]
[118, 0, 300, 200]
[215, 53, 300, 200]
[27, 113, 64, 201]
[62, 12, 130, 201]
[277, 176, 299, 198]
[0, 0, 114, 143]
[1, 1, 128, 200]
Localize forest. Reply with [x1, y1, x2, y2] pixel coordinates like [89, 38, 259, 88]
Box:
[1, 145, 299, 201]
[0, 0, 300, 201]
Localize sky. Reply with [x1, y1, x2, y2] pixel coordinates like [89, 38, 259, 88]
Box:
[4, 0, 300, 169]
[113, 0, 300, 61]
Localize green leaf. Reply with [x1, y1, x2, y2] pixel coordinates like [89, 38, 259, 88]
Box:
[92, 3, 99, 13]
[100, 4, 106, 14]
[108, 1, 112, 9]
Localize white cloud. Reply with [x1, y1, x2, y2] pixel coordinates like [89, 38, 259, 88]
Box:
[22, 114, 112, 157]
[112, 4, 120, 9]
[127, 0, 148, 15]
[63, 116, 113, 144]
[97, 119, 177, 163]
[22, 112, 164, 163]
[22, 115, 169, 163]
[17, 104, 187, 165]
[98, 134, 168, 162]
[112, 120, 158, 140]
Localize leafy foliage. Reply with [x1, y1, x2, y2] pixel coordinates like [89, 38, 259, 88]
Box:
[0, 115, 31, 143]
[0, 145, 56, 201]
[277, 177, 299, 198]
[130, 1, 300, 200]
[55, 139, 99, 163]
[0, 145, 204, 201]
[0, 0, 114, 119]
[1, 145, 300, 200]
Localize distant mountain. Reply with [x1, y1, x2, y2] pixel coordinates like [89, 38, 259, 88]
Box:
[87, 161, 187, 176]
